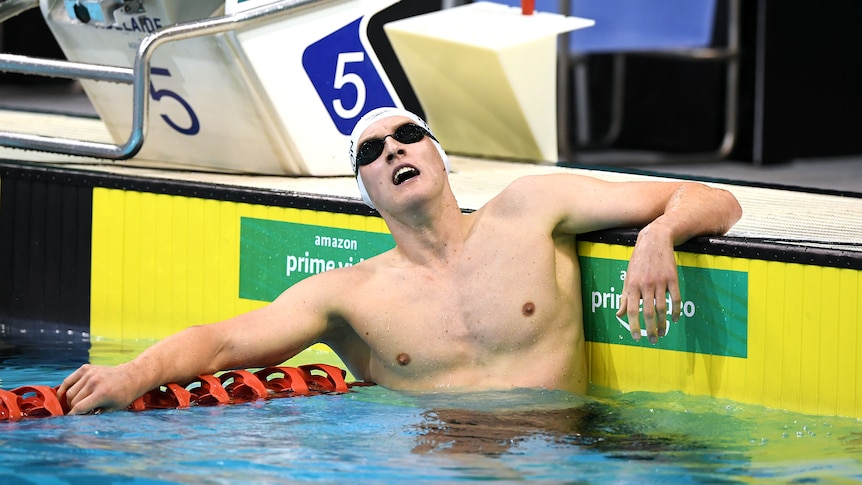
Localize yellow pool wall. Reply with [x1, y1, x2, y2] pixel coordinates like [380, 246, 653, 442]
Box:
[87, 186, 862, 419]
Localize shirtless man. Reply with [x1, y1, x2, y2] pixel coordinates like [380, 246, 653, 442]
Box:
[59, 108, 742, 414]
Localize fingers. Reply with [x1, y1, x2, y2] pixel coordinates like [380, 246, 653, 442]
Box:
[57, 364, 116, 415]
[56, 365, 82, 398]
[669, 280, 682, 323]
[68, 395, 109, 416]
[64, 377, 95, 415]
[57, 364, 89, 413]
[617, 288, 676, 345]
[617, 234, 682, 344]
[616, 295, 640, 341]
[653, 287, 667, 344]
[640, 288, 661, 345]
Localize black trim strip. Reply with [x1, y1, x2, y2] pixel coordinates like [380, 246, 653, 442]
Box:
[0, 160, 377, 216]
[580, 229, 862, 270]
[3, 160, 860, 270]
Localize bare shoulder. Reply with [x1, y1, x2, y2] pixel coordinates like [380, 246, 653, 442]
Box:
[484, 172, 714, 236]
[482, 173, 605, 222]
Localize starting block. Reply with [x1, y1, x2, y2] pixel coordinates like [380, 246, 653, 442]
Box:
[19, 0, 405, 175]
[1, 1, 588, 171]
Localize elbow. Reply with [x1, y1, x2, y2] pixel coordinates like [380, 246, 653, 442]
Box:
[684, 182, 742, 235]
[719, 187, 743, 233]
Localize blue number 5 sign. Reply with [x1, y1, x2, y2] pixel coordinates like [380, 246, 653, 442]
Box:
[303, 18, 397, 135]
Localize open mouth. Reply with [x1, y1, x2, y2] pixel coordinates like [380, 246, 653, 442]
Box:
[393, 166, 420, 185]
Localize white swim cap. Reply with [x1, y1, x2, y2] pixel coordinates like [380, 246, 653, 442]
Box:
[348, 107, 449, 209]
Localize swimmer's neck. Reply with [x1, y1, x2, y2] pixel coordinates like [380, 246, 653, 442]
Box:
[384, 201, 473, 265]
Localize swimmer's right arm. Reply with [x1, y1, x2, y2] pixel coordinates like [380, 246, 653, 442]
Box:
[58, 274, 336, 415]
[58, 325, 227, 415]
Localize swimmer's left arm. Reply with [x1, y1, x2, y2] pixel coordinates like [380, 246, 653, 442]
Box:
[520, 174, 742, 344]
[531, 174, 741, 238]
[605, 180, 741, 345]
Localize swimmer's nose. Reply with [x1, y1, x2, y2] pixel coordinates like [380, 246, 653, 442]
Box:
[385, 138, 406, 162]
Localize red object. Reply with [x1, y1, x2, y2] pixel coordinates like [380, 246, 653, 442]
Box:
[0, 364, 367, 421]
[0, 389, 23, 421]
[255, 366, 311, 395]
[219, 370, 269, 403]
[130, 383, 192, 410]
[13, 386, 65, 418]
[522, 0, 535, 15]
[300, 364, 349, 393]
[187, 374, 231, 406]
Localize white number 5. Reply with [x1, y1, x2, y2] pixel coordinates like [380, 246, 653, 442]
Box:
[332, 52, 366, 119]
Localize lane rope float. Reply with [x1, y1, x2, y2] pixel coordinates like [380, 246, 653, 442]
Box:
[0, 363, 371, 422]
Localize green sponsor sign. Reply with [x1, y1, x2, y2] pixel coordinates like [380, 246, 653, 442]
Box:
[239, 217, 395, 302]
[580, 256, 749, 358]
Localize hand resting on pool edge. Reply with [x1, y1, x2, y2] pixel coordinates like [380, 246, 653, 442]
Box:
[57, 108, 742, 415]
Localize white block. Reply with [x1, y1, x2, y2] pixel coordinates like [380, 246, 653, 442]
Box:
[385, 2, 593, 162]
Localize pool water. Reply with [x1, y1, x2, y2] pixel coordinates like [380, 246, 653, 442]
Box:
[1, 342, 861, 483]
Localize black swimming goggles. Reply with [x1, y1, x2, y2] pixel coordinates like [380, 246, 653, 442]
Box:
[355, 123, 437, 173]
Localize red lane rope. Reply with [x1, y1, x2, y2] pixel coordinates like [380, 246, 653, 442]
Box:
[0, 363, 369, 422]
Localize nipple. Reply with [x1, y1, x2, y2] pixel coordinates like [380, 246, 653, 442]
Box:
[396, 352, 411, 366]
[522, 301, 535, 316]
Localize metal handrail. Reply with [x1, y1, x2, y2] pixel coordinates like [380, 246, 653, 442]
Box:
[0, 0, 336, 160]
[0, 0, 39, 24]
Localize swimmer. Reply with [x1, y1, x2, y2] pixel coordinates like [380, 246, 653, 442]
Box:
[58, 108, 741, 414]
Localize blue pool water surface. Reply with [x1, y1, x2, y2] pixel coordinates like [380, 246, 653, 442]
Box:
[1, 341, 861, 484]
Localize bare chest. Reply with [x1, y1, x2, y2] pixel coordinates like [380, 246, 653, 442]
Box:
[349, 237, 574, 378]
